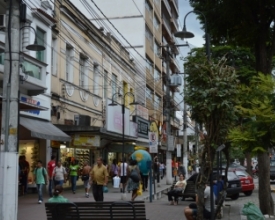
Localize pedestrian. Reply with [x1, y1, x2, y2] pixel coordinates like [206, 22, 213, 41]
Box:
[127, 159, 141, 201]
[47, 155, 56, 197]
[109, 159, 119, 185]
[69, 159, 80, 194]
[119, 158, 128, 193]
[167, 174, 186, 205]
[184, 183, 212, 220]
[159, 161, 165, 179]
[178, 162, 186, 177]
[48, 185, 69, 203]
[33, 160, 48, 204]
[153, 156, 160, 183]
[52, 160, 67, 187]
[90, 157, 108, 201]
[82, 161, 91, 198]
[19, 155, 30, 195]
[140, 172, 149, 192]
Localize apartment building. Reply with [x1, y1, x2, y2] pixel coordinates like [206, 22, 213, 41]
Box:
[0, 0, 71, 190]
[51, 0, 146, 166]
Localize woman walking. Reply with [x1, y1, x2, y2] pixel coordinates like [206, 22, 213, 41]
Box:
[127, 160, 141, 201]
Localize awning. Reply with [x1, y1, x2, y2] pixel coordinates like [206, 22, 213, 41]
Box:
[20, 117, 71, 142]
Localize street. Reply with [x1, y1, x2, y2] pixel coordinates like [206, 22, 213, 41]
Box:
[18, 178, 274, 220]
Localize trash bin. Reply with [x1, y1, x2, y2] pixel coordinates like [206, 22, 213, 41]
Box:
[242, 202, 265, 220]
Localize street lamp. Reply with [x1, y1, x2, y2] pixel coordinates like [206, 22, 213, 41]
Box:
[109, 92, 139, 195]
[175, 10, 214, 220]
[20, 26, 46, 51]
[174, 10, 210, 61]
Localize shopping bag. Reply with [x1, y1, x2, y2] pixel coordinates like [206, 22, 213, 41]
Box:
[103, 186, 108, 193]
[113, 176, 120, 188]
[242, 202, 265, 220]
[137, 183, 143, 196]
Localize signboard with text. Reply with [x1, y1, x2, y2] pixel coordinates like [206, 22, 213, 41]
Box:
[149, 132, 158, 153]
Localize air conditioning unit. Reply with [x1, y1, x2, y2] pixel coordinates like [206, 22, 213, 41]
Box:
[0, 14, 6, 28]
[74, 115, 91, 126]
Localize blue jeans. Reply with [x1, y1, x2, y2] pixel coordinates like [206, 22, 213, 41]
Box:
[48, 179, 54, 197]
[71, 176, 77, 192]
[36, 184, 44, 201]
[54, 180, 64, 187]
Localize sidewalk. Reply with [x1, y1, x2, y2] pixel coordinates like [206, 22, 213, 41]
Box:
[18, 176, 245, 220]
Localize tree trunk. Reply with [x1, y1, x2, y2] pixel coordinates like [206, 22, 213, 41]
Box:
[258, 152, 274, 215]
[246, 152, 252, 176]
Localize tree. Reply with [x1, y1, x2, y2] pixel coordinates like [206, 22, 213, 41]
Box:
[229, 73, 275, 215]
[188, 0, 275, 214]
[185, 52, 239, 220]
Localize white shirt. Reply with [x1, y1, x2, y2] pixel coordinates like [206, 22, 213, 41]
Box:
[204, 185, 214, 212]
[120, 163, 128, 176]
[53, 166, 67, 181]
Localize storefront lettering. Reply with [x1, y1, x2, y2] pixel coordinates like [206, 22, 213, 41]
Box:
[20, 96, 41, 115]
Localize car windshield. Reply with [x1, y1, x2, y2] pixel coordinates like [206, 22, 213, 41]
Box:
[235, 170, 249, 177]
[270, 160, 275, 166]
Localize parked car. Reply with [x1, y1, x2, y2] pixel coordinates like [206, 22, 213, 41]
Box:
[270, 159, 275, 180]
[235, 170, 254, 196]
[182, 171, 242, 201]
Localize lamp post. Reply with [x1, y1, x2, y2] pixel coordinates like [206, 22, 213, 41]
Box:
[109, 92, 139, 197]
[174, 10, 214, 220]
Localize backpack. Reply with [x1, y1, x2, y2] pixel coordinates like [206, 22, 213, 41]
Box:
[129, 168, 140, 183]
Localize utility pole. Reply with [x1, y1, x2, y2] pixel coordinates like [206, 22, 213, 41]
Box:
[0, 0, 20, 219]
[165, 45, 173, 185]
[182, 70, 188, 178]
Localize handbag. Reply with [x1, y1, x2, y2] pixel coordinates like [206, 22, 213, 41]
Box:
[81, 175, 89, 181]
[130, 169, 140, 183]
[137, 183, 143, 196]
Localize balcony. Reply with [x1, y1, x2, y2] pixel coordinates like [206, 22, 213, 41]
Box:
[170, 0, 179, 17]
[170, 57, 180, 73]
[162, 16, 172, 39]
[19, 52, 47, 96]
[170, 16, 179, 32]
[162, 0, 172, 17]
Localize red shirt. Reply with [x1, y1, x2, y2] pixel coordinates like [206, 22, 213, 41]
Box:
[47, 160, 56, 177]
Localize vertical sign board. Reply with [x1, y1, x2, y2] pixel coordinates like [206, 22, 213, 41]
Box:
[167, 135, 174, 151]
[176, 144, 181, 157]
[149, 132, 158, 153]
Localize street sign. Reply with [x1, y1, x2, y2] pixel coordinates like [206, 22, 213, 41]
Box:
[176, 144, 181, 157]
[149, 132, 158, 153]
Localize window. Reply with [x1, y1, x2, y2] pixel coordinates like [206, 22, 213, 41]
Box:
[0, 52, 4, 65]
[22, 60, 41, 80]
[111, 73, 117, 99]
[154, 95, 161, 110]
[145, 25, 153, 50]
[146, 58, 154, 75]
[104, 70, 108, 99]
[36, 28, 45, 62]
[154, 41, 160, 56]
[154, 68, 161, 80]
[51, 38, 57, 76]
[146, 87, 153, 101]
[153, 16, 160, 30]
[65, 44, 73, 82]
[93, 64, 99, 95]
[79, 54, 88, 89]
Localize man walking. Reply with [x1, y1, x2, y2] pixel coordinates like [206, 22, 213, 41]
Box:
[52, 160, 67, 186]
[47, 155, 56, 197]
[90, 157, 108, 201]
[82, 161, 91, 198]
[33, 160, 48, 204]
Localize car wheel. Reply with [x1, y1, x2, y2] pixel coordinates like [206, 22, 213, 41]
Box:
[244, 191, 253, 196]
[230, 193, 239, 200]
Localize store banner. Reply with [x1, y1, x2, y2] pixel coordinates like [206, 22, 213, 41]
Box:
[176, 144, 181, 157]
[51, 140, 60, 148]
[72, 134, 100, 148]
[149, 132, 158, 153]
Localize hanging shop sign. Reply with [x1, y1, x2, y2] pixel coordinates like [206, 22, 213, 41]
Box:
[71, 134, 100, 148]
[149, 132, 158, 153]
[133, 116, 149, 139]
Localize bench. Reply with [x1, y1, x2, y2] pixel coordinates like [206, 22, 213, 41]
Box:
[45, 201, 148, 220]
[170, 180, 196, 202]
